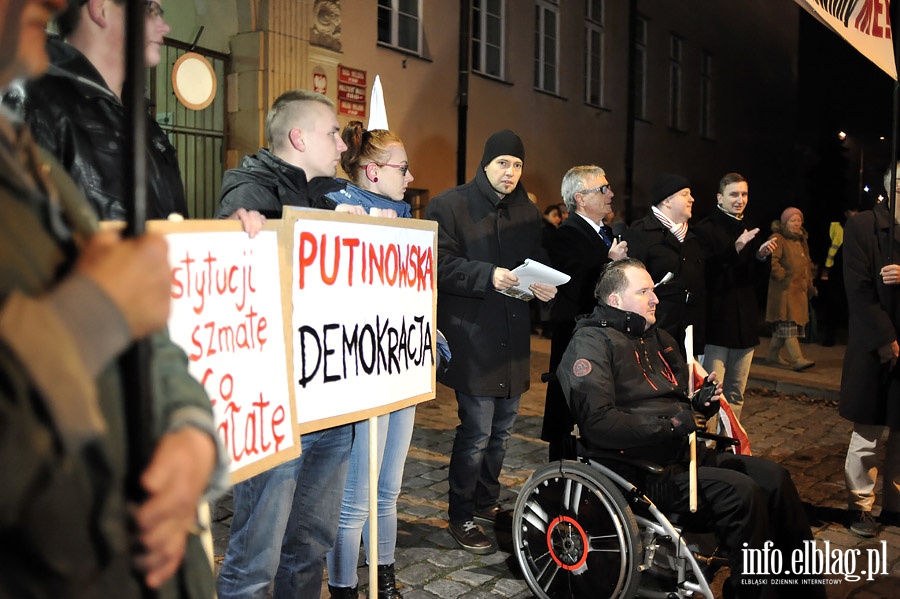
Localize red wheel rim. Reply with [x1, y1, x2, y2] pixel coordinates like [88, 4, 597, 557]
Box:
[546, 515, 589, 571]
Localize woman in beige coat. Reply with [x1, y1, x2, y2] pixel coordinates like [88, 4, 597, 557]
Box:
[766, 207, 817, 370]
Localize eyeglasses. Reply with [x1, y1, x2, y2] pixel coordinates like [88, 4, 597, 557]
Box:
[145, 0, 165, 19]
[578, 184, 611, 196]
[376, 163, 409, 176]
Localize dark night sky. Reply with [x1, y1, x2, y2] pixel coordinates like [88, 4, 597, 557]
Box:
[797, 9, 894, 253]
[798, 10, 894, 141]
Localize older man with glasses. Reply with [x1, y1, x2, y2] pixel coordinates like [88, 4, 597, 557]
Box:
[540, 165, 628, 461]
[4, 0, 186, 221]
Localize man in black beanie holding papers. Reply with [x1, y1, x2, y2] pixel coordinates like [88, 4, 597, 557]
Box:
[426, 130, 557, 554]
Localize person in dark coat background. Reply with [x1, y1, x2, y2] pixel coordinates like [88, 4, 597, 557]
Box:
[839, 163, 900, 538]
[623, 174, 706, 355]
[694, 173, 777, 421]
[425, 130, 557, 554]
[540, 165, 627, 461]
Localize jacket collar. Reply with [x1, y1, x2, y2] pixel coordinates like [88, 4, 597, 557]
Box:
[258, 148, 310, 196]
[46, 37, 120, 104]
[575, 303, 651, 338]
[473, 166, 528, 208]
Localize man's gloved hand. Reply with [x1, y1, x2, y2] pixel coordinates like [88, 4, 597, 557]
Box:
[690, 377, 721, 418]
[692, 411, 708, 430]
[669, 409, 698, 438]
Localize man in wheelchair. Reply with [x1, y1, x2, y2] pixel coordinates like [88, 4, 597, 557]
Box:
[555, 258, 825, 598]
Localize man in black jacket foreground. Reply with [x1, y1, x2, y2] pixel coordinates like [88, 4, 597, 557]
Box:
[558, 259, 824, 598]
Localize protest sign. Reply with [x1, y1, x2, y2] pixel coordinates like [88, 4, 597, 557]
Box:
[285, 209, 438, 433]
[151, 220, 300, 483]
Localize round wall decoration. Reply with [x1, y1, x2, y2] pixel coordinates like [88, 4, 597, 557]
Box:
[171, 52, 217, 111]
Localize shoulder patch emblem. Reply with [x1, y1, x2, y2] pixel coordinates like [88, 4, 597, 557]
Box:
[573, 358, 592, 377]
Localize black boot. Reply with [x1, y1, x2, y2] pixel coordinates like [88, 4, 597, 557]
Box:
[377, 563, 403, 599]
[328, 584, 359, 599]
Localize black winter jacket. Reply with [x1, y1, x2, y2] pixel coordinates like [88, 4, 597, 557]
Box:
[693, 208, 764, 349]
[9, 38, 187, 221]
[215, 148, 336, 219]
[541, 213, 613, 444]
[623, 214, 706, 352]
[840, 205, 900, 427]
[425, 169, 545, 398]
[557, 303, 692, 464]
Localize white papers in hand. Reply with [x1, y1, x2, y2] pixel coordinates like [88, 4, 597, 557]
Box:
[497, 259, 570, 302]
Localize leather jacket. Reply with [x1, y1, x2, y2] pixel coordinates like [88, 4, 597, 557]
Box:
[5, 37, 187, 221]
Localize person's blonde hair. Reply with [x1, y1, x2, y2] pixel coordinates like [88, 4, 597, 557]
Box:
[340, 121, 404, 184]
[265, 90, 334, 152]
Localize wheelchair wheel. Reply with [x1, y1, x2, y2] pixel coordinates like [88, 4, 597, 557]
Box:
[512, 461, 642, 599]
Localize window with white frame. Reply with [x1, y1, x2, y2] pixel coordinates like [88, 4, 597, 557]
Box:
[534, 0, 559, 94]
[585, 0, 604, 106]
[699, 51, 714, 138]
[377, 0, 422, 55]
[472, 0, 505, 78]
[633, 16, 647, 120]
[668, 34, 683, 130]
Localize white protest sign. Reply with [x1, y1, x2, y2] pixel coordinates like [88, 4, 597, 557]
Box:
[160, 223, 300, 483]
[289, 211, 437, 430]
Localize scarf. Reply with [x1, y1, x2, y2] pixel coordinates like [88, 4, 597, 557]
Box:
[652, 205, 687, 242]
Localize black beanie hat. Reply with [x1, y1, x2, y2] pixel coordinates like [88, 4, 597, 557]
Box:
[651, 174, 691, 205]
[481, 130, 525, 168]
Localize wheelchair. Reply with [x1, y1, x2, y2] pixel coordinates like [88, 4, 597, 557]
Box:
[512, 436, 733, 599]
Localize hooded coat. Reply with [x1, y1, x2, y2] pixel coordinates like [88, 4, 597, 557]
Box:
[425, 168, 544, 398]
[839, 205, 900, 427]
[765, 220, 815, 326]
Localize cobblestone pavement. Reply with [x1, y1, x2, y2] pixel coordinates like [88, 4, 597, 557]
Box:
[212, 337, 900, 598]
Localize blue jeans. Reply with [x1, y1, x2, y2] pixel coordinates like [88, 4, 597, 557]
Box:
[326, 406, 416, 588]
[447, 391, 520, 522]
[217, 425, 353, 599]
[702, 344, 754, 420]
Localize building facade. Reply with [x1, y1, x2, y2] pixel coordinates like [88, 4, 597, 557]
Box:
[159, 0, 799, 222]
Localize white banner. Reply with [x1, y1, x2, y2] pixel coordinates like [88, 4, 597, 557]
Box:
[795, 0, 896, 80]
[164, 228, 299, 483]
[291, 217, 436, 426]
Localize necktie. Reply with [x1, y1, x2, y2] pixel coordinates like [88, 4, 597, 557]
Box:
[598, 226, 612, 248]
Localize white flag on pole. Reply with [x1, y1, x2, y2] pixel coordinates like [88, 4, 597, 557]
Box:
[794, 0, 896, 80]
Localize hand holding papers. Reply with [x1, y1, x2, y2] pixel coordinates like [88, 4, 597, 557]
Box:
[496, 259, 570, 302]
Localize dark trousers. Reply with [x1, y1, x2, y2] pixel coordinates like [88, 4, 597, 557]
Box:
[668, 453, 825, 599]
[447, 391, 520, 522]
